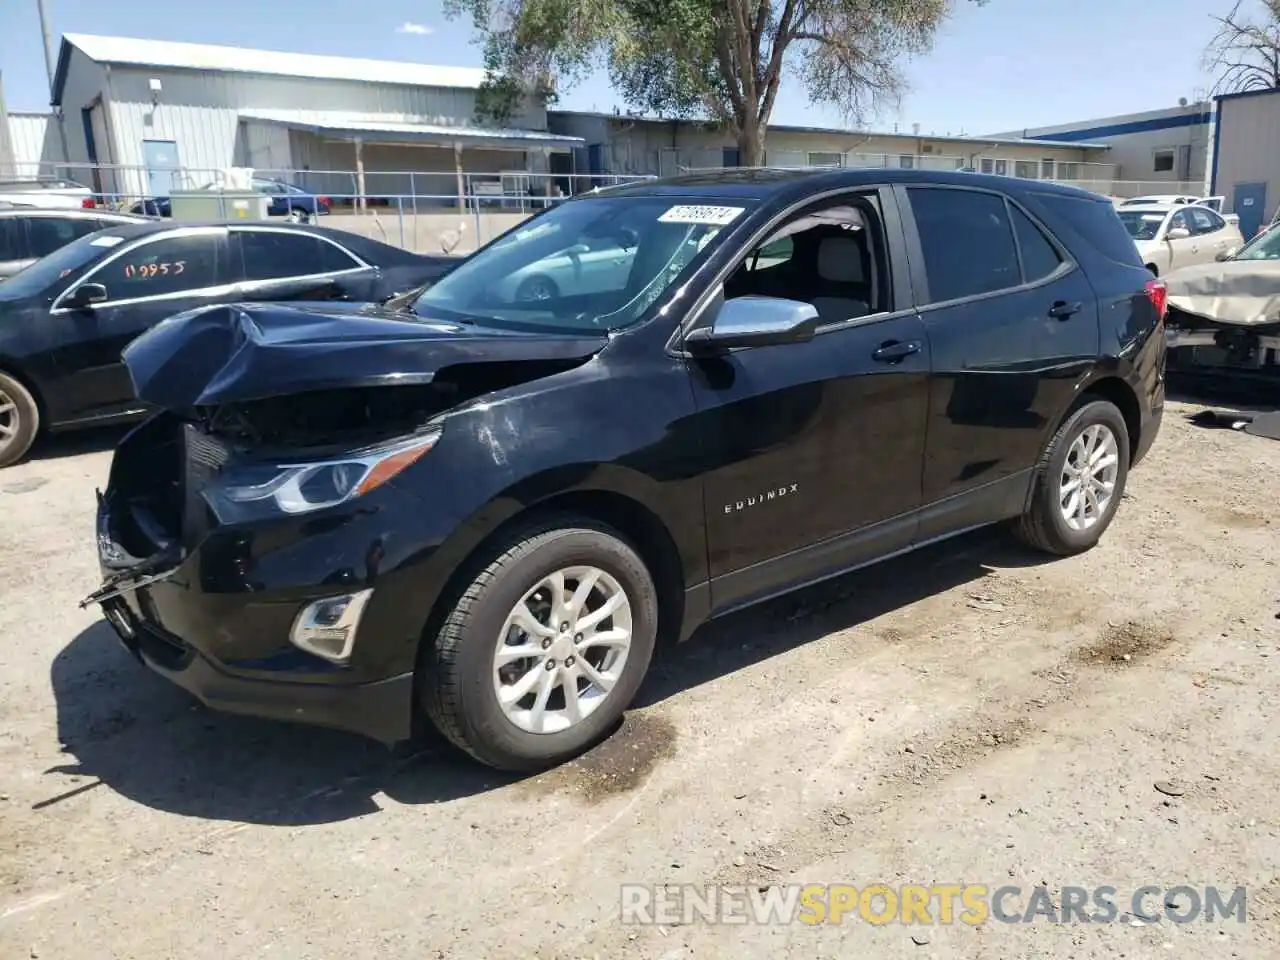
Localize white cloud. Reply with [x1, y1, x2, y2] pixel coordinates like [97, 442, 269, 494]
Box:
[396, 21, 433, 35]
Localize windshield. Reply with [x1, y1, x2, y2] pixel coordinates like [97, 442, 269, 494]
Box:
[1233, 224, 1280, 261]
[412, 195, 753, 333]
[1117, 211, 1167, 242]
[0, 231, 119, 301]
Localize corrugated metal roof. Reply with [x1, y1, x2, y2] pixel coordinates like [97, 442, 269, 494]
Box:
[59, 33, 488, 92]
[240, 111, 584, 149]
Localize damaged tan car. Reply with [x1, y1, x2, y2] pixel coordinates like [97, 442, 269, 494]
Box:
[1163, 224, 1280, 382]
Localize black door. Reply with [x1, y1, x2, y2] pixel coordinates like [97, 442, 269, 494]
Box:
[229, 228, 376, 301]
[896, 184, 1101, 538]
[48, 230, 231, 421]
[685, 190, 931, 613]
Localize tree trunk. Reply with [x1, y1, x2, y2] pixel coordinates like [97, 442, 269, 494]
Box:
[736, 116, 765, 167]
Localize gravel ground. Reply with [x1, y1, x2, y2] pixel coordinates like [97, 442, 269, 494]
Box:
[1, 394, 1278, 959]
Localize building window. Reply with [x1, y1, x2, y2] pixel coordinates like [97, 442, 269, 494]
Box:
[1153, 150, 1175, 173]
[980, 158, 994, 174]
[807, 151, 844, 167]
[995, 159, 1008, 176]
[1040, 159, 1056, 179]
[1056, 162, 1080, 180]
[899, 155, 916, 169]
[1014, 160, 1037, 179]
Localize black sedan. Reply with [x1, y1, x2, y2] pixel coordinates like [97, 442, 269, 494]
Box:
[0, 220, 458, 466]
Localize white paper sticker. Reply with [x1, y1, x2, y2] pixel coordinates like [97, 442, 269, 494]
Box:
[658, 204, 745, 225]
[90, 235, 125, 247]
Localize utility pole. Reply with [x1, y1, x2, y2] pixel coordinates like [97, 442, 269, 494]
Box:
[36, 0, 71, 172]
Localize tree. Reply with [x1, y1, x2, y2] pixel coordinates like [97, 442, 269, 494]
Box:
[1203, 0, 1280, 94]
[445, 0, 982, 166]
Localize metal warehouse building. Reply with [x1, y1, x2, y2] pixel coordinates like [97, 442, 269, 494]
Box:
[1211, 88, 1280, 240]
[990, 102, 1213, 197]
[47, 33, 583, 206]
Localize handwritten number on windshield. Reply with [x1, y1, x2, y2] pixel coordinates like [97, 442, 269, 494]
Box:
[124, 261, 186, 280]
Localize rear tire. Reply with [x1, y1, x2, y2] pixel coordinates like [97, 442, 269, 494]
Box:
[420, 517, 659, 771]
[1013, 398, 1130, 556]
[0, 372, 39, 469]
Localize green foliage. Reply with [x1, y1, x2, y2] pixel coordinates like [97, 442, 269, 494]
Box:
[445, 0, 983, 156]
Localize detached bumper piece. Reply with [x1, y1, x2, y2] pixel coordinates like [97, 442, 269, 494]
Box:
[97, 594, 414, 743]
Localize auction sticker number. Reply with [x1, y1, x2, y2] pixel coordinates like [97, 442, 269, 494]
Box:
[658, 205, 745, 225]
[124, 260, 186, 280]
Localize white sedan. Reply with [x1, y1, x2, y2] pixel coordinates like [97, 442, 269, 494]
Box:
[1117, 203, 1244, 276]
[497, 234, 638, 302]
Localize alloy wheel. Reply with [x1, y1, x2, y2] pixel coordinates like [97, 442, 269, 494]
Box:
[0, 386, 20, 458]
[492, 566, 633, 734]
[1059, 423, 1120, 531]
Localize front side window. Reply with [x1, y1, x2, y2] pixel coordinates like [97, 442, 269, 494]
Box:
[103, 234, 223, 298]
[1117, 211, 1168, 241]
[908, 187, 1020, 303]
[0, 219, 27, 261]
[725, 199, 887, 323]
[413, 195, 752, 334]
[27, 217, 98, 258]
[235, 230, 360, 282]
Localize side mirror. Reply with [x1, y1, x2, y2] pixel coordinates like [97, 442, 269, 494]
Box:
[66, 282, 108, 309]
[684, 296, 820, 353]
[1216, 247, 1238, 262]
[1166, 227, 1192, 241]
[565, 243, 591, 257]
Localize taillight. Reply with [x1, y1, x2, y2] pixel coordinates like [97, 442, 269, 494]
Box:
[81, 197, 95, 209]
[1144, 278, 1167, 320]
[317, 196, 330, 206]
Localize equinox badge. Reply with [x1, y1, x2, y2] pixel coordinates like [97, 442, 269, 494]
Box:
[724, 484, 799, 514]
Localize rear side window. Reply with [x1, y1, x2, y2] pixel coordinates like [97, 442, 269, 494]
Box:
[235, 230, 360, 281]
[1009, 206, 1063, 283]
[908, 187, 1020, 303]
[1031, 193, 1142, 267]
[0, 219, 27, 260]
[27, 217, 99, 258]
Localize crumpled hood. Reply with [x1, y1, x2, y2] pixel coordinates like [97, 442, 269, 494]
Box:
[1164, 259, 1280, 327]
[123, 301, 609, 408]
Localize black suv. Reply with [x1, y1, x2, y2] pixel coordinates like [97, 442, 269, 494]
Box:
[87, 169, 1166, 772]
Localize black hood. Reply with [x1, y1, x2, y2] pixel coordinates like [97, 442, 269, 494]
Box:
[123, 302, 609, 409]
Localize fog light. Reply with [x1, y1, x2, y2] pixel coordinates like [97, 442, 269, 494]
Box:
[289, 588, 373, 664]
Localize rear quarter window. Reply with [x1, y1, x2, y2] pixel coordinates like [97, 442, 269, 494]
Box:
[1030, 193, 1143, 268]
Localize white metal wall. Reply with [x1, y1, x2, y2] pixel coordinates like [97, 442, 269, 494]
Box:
[4, 113, 56, 176]
[1214, 91, 1280, 223]
[52, 54, 551, 198]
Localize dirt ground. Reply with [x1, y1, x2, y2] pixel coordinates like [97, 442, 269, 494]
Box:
[1, 392, 1279, 959]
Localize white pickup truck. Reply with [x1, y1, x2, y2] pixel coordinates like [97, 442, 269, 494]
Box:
[0, 178, 96, 210]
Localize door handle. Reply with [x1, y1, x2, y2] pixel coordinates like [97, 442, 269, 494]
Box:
[872, 340, 921, 363]
[1048, 300, 1082, 320]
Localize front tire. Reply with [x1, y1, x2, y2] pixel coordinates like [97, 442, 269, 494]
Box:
[1013, 398, 1130, 556]
[288, 209, 310, 224]
[421, 518, 659, 771]
[0, 372, 39, 468]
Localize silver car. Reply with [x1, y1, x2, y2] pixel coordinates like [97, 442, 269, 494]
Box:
[497, 231, 639, 302]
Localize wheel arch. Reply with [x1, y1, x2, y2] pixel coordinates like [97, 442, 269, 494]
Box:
[1067, 375, 1142, 464]
[0, 359, 47, 432]
[409, 486, 691, 734]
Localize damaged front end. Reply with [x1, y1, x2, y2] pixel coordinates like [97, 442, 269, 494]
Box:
[84, 301, 606, 697]
[1165, 308, 1280, 381]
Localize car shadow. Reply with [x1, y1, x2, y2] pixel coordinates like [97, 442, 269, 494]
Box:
[25, 423, 130, 463]
[48, 527, 1048, 827]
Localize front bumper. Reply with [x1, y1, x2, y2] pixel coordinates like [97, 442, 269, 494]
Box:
[100, 591, 413, 742]
[88, 464, 429, 743]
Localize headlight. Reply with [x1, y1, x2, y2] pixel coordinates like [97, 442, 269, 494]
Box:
[209, 428, 441, 519]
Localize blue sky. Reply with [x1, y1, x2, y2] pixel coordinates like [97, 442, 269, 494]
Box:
[3, 0, 1223, 133]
